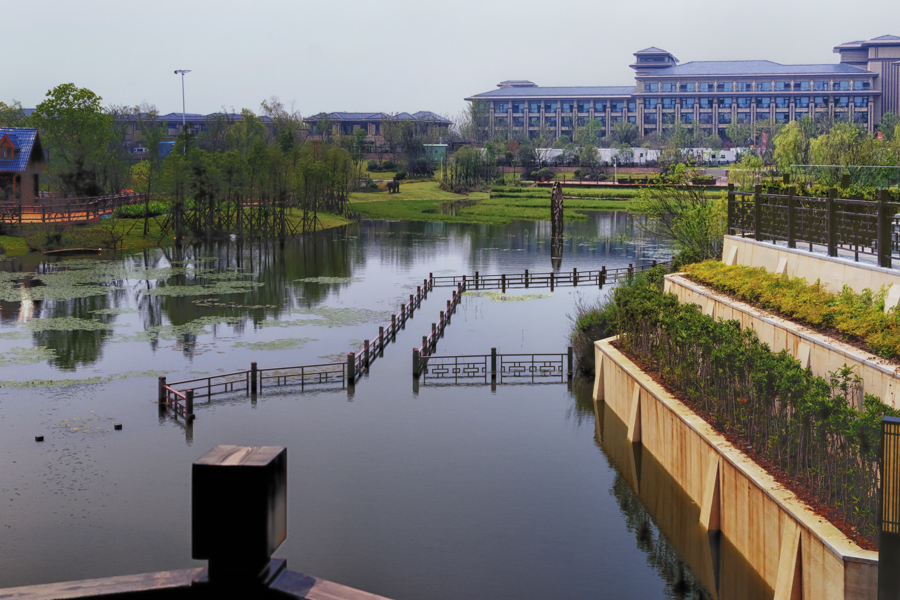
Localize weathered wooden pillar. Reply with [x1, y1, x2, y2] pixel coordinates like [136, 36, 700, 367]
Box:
[250, 362, 258, 393]
[573, 267, 578, 285]
[192, 445, 287, 582]
[186, 389, 194, 420]
[347, 352, 355, 382]
[567, 346, 574, 379]
[158, 376, 167, 403]
[413, 348, 421, 377]
[491, 347, 497, 381]
[524, 269, 529, 288]
[364, 340, 370, 368]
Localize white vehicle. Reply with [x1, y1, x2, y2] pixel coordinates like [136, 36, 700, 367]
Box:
[131, 147, 149, 154]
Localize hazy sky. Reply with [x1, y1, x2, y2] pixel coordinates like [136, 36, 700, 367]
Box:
[7, 0, 900, 120]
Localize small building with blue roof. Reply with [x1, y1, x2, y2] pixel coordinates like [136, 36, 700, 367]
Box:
[0, 128, 46, 203]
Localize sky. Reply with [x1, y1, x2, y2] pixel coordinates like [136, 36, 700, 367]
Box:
[6, 0, 900, 121]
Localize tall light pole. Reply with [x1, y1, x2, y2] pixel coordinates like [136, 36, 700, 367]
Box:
[174, 70, 191, 154]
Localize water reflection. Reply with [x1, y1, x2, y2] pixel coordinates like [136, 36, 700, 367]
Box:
[585, 386, 773, 600]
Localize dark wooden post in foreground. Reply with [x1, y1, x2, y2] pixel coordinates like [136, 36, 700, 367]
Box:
[250, 362, 258, 394]
[347, 352, 355, 382]
[158, 376, 167, 403]
[413, 348, 421, 378]
[186, 389, 194, 420]
[491, 347, 497, 381]
[881, 416, 900, 599]
[567, 346, 574, 379]
[193, 445, 287, 582]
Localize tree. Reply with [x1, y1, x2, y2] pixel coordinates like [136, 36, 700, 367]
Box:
[454, 100, 490, 143]
[574, 118, 604, 147]
[610, 120, 639, 145]
[725, 122, 751, 147]
[0, 100, 25, 127]
[134, 103, 168, 235]
[31, 83, 113, 196]
[879, 112, 899, 141]
[773, 120, 809, 177]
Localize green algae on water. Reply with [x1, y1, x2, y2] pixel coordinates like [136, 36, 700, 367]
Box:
[295, 276, 362, 284]
[462, 291, 552, 302]
[25, 318, 114, 332]
[90, 308, 137, 315]
[117, 316, 243, 342]
[141, 280, 263, 297]
[0, 346, 56, 366]
[233, 338, 316, 351]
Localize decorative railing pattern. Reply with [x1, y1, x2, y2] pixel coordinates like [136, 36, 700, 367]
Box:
[416, 347, 574, 384]
[727, 183, 900, 268]
[429, 262, 669, 291]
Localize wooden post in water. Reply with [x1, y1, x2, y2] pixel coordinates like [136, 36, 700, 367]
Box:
[250, 362, 258, 393]
[413, 348, 421, 377]
[475, 271, 479, 290]
[378, 327, 384, 351]
[501, 273, 506, 293]
[600, 266, 606, 288]
[491, 347, 497, 381]
[391, 314, 396, 336]
[432, 323, 437, 340]
[364, 340, 370, 368]
[525, 269, 529, 288]
[347, 352, 356, 382]
[440, 311, 445, 326]
[422, 336, 428, 354]
[567, 346, 574, 379]
[158, 376, 167, 403]
[186, 389, 194, 420]
[409, 294, 415, 313]
[573, 267, 578, 285]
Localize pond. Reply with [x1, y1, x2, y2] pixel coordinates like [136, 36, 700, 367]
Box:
[0, 212, 768, 599]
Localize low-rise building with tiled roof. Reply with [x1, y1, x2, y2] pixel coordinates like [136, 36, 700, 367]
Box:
[0, 128, 46, 202]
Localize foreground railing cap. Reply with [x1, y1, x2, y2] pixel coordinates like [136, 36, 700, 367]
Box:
[192, 445, 287, 579]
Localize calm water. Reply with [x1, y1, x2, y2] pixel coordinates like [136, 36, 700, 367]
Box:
[0, 212, 768, 599]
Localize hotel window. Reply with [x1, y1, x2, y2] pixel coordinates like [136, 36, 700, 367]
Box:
[737, 112, 751, 124]
[774, 97, 790, 109]
[495, 116, 508, 125]
[546, 116, 557, 126]
[737, 97, 752, 109]
[834, 96, 849, 108]
[717, 82, 733, 92]
[662, 82, 676, 92]
[679, 83, 695, 92]
[512, 102, 526, 113]
[699, 113, 713, 124]
[662, 113, 675, 124]
[612, 116, 623, 123]
[495, 102, 509, 112]
[718, 113, 732, 124]
[699, 97, 714, 109]
[833, 80, 850, 91]
[596, 116, 606, 125]
[627, 115, 637, 123]
[756, 111, 771, 121]
[595, 100, 607, 111]
[853, 96, 868, 107]
[756, 97, 771, 108]
[577, 101, 591, 113]
[545, 102, 558, 112]
[775, 82, 791, 91]
[682, 114, 694, 124]
[644, 98, 658, 109]
[794, 81, 810, 91]
[814, 97, 827, 108]
[813, 81, 828, 91]
[611, 101, 624, 112]
[561, 102, 574, 113]
[834, 112, 847, 121]
[736, 82, 752, 92]
[529, 102, 541, 112]
[775, 112, 790, 124]
[681, 98, 695, 109]
[561, 116, 573, 127]
[854, 111, 868, 124]
[644, 83, 658, 92]
[513, 117, 525, 127]
[699, 82, 714, 93]
[718, 97, 733, 108]
[576, 116, 589, 126]
[627, 101, 637, 112]
[529, 117, 540, 126]
[662, 98, 677, 109]
[756, 82, 772, 91]
[853, 81, 871, 91]
[796, 97, 810, 108]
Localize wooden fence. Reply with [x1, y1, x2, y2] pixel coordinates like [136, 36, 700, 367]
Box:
[0, 193, 149, 224]
[727, 183, 900, 268]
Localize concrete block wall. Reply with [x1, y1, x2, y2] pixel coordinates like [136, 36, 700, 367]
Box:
[594, 338, 878, 599]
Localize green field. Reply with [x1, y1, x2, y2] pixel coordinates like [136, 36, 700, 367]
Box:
[351, 181, 631, 224]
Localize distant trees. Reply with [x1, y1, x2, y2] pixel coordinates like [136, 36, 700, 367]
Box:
[610, 121, 639, 145]
[31, 83, 113, 196]
[0, 100, 25, 127]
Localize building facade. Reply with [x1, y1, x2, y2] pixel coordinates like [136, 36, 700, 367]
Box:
[303, 111, 451, 142]
[466, 35, 900, 141]
[0, 128, 46, 202]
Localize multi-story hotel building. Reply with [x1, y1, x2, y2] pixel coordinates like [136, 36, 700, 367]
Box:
[465, 35, 900, 141]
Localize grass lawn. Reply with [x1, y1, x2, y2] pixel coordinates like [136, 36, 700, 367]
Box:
[351, 180, 631, 224]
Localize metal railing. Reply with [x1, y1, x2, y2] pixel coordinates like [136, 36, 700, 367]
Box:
[417, 346, 574, 384]
[727, 183, 900, 268]
[428, 261, 669, 291]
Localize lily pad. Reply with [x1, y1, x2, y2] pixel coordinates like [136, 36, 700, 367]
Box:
[0, 346, 56, 366]
[90, 308, 136, 315]
[141, 281, 263, 297]
[25, 318, 114, 332]
[233, 338, 316, 351]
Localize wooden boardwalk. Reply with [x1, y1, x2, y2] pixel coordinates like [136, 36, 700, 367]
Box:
[0, 193, 148, 224]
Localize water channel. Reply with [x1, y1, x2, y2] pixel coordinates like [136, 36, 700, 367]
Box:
[0, 211, 770, 599]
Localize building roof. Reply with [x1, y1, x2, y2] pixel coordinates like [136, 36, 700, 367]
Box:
[834, 34, 900, 51]
[0, 128, 40, 172]
[465, 85, 635, 100]
[635, 47, 670, 54]
[305, 111, 451, 124]
[642, 60, 871, 77]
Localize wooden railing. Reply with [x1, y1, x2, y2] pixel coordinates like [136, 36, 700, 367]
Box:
[0, 193, 149, 224]
[727, 183, 900, 268]
[415, 347, 574, 383]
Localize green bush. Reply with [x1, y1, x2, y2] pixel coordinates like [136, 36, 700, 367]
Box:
[382, 159, 396, 170]
[684, 261, 900, 360]
[615, 273, 897, 546]
[394, 171, 407, 181]
[367, 160, 378, 171]
[113, 201, 170, 219]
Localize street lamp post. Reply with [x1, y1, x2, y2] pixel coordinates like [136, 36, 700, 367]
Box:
[174, 70, 191, 154]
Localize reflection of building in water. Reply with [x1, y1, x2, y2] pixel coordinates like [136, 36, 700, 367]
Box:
[594, 397, 772, 600]
[17, 283, 34, 323]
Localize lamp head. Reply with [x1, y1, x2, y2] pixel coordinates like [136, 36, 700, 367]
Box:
[174, 69, 192, 75]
